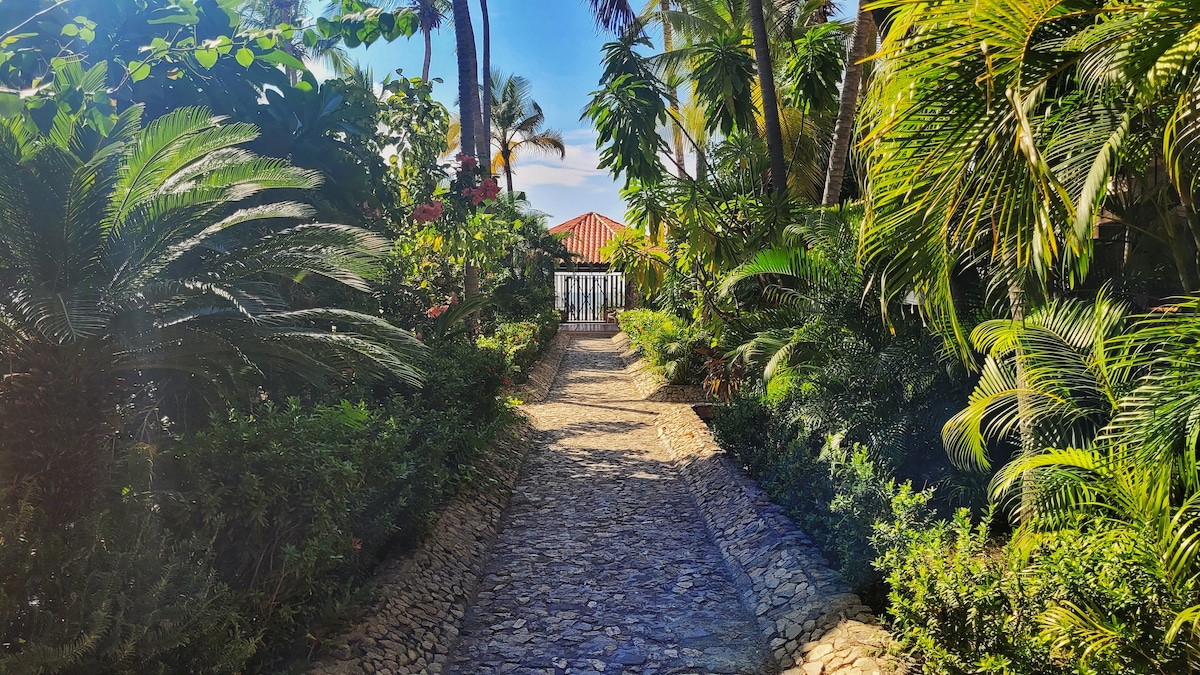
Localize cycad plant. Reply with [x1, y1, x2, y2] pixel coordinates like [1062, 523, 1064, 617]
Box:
[0, 106, 422, 523]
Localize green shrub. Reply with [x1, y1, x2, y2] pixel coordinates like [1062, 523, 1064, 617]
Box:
[0, 340, 511, 674]
[712, 397, 904, 588]
[0, 494, 256, 674]
[617, 309, 708, 385]
[477, 307, 560, 383]
[872, 495, 1060, 674]
[160, 342, 509, 669]
[162, 398, 423, 667]
[871, 492, 1189, 674]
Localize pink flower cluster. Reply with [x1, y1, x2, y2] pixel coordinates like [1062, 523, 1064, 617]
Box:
[360, 201, 384, 220]
[425, 294, 459, 320]
[411, 200, 444, 223]
[455, 153, 478, 171]
[463, 177, 500, 206]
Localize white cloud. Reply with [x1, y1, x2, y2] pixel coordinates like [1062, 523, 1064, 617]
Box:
[511, 132, 610, 189]
[303, 57, 333, 84]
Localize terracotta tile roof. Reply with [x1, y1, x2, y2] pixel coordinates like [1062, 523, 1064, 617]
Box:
[547, 212, 628, 265]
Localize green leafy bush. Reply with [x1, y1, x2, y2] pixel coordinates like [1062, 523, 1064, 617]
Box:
[0, 494, 256, 674]
[617, 309, 708, 384]
[163, 399, 424, 666]
[712, 396, 906, 588]
[478, 308, 560, 383]
[0, 340, 510, 674]
[871, 488, 1199, 675]
[161, 341, 508, 669]
[872, 496, 1060, 674]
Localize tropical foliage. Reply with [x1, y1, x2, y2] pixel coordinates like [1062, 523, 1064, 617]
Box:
[489, 71, 566, 193]
[0, 0, 567, 672]
[585, 0, 1200, 671]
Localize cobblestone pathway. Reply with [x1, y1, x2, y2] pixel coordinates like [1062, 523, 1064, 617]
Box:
[448, 337, 770, 675]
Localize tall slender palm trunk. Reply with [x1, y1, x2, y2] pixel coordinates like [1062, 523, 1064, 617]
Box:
[422, 28, 433, 80]
[822, 8, 873, 206]
[747, 0, 787, 195]
[480, 0, 493, 167]
[1005, 273, 1036, 519]
[452, 0, 483, 333]
[503, 151, 514, 192]
[453, 0, 480, 163]
[662, 0, 687, 178]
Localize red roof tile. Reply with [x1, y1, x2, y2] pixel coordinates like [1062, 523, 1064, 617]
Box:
[547, 212, 629, 265]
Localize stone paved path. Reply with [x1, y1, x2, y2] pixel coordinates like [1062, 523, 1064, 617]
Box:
[448, 337, 770, 675]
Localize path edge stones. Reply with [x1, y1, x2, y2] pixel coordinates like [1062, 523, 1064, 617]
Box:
[654, 405, 909, 675]
[307, 422, 531, 675]
[310, 338, 574, 675]
[510, 331, 573, 403]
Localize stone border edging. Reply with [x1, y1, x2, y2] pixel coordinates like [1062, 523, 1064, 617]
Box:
[308, 422, 533, 675]
[511, 331, 572, 403]
[611, 332, 707, 403]
[654, 405, 905, 675]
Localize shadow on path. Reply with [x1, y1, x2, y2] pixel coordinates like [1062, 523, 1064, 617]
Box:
[447, 338, 770, 675]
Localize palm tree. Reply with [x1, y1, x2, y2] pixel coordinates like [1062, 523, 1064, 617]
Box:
[413, 0, 450, 81]
[451, 0, 483, 165]
[241, 0, 355, 82]
[488, 71, 566, 193]
[0, 106, 422, 523]
[480, 0, 492, 162]
[821, 6, 871, 206]
[450, 0, 484, 327]
[639, 0, 688, 176]
[586, 0, 636, 32]
[941, 294, 1133, 473]
[746, 0, 787, 195]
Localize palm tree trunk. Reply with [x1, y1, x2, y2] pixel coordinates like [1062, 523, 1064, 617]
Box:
[480, 0, 493, 167]
[452, 0, 480, 162]
[662, 0, 687, 178]
[822, 8, 873, 206]
[747, 0, 787, 195]
[1006, 270, 1036, 519]
[503, 151, 514, 192]
[422, 27, 433, 80]
[452, 0, 482, 333]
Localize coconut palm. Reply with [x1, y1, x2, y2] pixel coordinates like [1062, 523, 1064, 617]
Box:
[488, 72, 566, 193]
[480, 0, 492, 163]
[747, 0, 787, 194]
[413, 0, 450, 80]
[821, 5, 871, 206]
[0, 105, 422, 521]
[861, 0, 1200, 354]
[587, 0, 636, 32]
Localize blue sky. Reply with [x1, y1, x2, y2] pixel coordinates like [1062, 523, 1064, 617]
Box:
[321, 1, 856, 227]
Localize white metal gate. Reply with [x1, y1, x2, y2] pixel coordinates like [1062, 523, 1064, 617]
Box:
[555, 272, 626, 322]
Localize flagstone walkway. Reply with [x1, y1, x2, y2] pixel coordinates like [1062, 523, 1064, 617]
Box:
[447, 337, 771, 675]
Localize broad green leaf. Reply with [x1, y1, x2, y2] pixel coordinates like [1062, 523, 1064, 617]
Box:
[0, 92, 22, 117]
[128, 60, 151, 82]
[260, 49, 305, 71]
[235, 48, 254, 68]
[195, 48, 219, 69]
